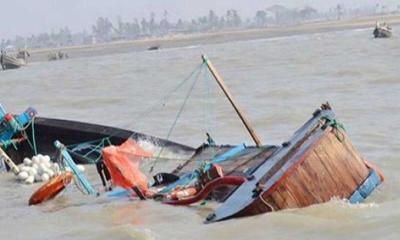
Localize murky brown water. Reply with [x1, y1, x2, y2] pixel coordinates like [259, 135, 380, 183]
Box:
[1, 27, 399, 239]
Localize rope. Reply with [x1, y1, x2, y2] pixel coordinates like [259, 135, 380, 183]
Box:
[66, 137, 111, 149]
[86, 62, 206, 142]
[48, 63, 206, 167]
[64, 137, 112, 164]
[11, 116, 38, 155]
[20, 127, 35, 154]
[149, 64, 204, 173]
[321, 116, 346, 142]
[259, 194, 275, 211]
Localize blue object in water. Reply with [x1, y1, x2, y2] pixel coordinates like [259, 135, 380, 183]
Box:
[349, 190, 364, 204]
[349, 170, 381, 204]
[0, 105, 36, 142]
[107, 187, 130, 198]
[54, 140, 97, 195]
[108, 144, 248, 197]
[161, 144, 246, 194]
[203, 143, 246, 172]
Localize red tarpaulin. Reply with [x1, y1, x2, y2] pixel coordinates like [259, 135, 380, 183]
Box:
[102, 139, 152, 194]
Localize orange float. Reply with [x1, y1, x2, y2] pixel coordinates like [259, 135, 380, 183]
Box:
[163, 176, 247, 206]
[29, 172, 73, 205]
[170, 187, 198, 200]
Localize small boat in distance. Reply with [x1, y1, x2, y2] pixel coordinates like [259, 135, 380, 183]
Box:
[148, 45, 160, 51]
[0, 46, 30, 70]
[48, 50, 69, 61]
[373, 21, 392, 38]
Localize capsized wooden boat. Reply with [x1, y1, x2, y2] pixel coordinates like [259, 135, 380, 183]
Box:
[2, 110, 195, 166]
[155, 56, 383, 223]
[2, 55, 382, 222]
[204, 103, 383, 222]
[373, 22, 392, 38]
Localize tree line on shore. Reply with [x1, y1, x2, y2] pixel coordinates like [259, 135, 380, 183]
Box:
[1, 4, 398, 50]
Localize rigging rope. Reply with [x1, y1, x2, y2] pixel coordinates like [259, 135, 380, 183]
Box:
[149, 63, 205, 173]
[18, 117, 38, 155]
[131, 62, 206, 128]
[89, 62, 206, 142]
[53, 62, 207, 165]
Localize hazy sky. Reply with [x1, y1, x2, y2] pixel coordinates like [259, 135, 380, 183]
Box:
[0, 0, 397, 39]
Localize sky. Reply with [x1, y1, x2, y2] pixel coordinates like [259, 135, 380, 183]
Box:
[0, 0, 398, 39]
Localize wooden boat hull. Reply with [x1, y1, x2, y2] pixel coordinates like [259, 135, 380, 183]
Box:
[205, 105, 381, 223]
[5, 117, 195, 165]
[0, 54, 25, 70]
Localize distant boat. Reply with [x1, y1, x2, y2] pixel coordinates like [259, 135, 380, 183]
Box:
[48, 50, 69, 61]
[148, 45, 160, 51]
[373, 22, 392, 38]
[0, 46, 29, 70]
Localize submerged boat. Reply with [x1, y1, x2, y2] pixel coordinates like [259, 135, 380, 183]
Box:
[373, 22, 392, 38]
[0, 46, 29, 70]
[0, 55, 383, 223]
[156, 56, 384, 222]
[4, 116, 194, 166]
[203, 103, 383, 222]
[0, 105, 194, 187]
[162, 103, 382, 222]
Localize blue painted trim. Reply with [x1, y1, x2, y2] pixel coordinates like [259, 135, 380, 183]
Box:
[203, 143, 246, 171]
[349, 170, 381, 204]
[349, 190, 364, 204]
[159, 172, 197, 193]
[211, 144, 246, 163]
[358, 170, 380, 198]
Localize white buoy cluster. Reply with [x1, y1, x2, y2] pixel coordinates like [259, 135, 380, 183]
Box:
[16, 154, 60, 184]
[15, 154, 86, 185]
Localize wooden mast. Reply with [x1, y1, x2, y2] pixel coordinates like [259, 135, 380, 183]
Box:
[202, 55, 263, 147]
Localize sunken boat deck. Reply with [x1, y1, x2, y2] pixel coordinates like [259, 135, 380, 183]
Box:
[172, 144, 278, 201]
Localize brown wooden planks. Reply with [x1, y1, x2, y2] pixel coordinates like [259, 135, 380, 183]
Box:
[267, 128, 369, 210]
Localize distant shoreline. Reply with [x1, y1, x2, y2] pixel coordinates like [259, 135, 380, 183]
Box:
[29, 14, 400, 62]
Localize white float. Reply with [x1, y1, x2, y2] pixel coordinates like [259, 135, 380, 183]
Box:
[15, 154, 62, 184]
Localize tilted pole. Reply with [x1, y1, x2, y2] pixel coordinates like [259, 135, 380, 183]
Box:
[0, 147, 20, 174]
[202, 55, 263, 147]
